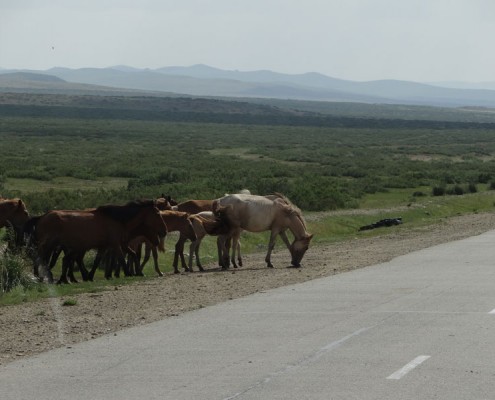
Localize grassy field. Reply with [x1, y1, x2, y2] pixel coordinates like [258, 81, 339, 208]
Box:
[2, 92, 495, 304]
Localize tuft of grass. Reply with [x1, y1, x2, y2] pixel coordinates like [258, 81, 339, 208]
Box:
[62, 298, 78, 306]
[0, 251, 37, 294]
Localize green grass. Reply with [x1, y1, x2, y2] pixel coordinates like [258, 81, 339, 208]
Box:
[1, 188, 495, 306]
[4, 176, 128, 193]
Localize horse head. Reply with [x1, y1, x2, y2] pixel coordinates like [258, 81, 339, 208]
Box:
[289, 234, 313, 267]
[156, 197, 172, 211]
[2, 199, 29, 225]
[138, 206, 168, 246]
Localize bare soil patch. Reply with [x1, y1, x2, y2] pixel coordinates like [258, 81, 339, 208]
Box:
[1, 212, 495, 365]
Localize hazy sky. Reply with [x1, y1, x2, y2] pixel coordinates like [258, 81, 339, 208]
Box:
[1, 0, 494, 82]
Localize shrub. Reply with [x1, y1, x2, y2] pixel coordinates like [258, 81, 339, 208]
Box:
[432, 186, 445, 196]
[446, 185, 464, 196]
[468, 183, 478, 193]
[0, 251, 36, 294]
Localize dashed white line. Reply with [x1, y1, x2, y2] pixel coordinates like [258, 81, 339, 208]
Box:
[488, 308, 495, 315]
[387, 355, 431, 380]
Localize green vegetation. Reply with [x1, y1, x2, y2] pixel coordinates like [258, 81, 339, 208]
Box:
[0, 251, 36, 294]
[2, 113, 495, 213]
[2, 92, 495, 304]
[62, 298, 78, 306]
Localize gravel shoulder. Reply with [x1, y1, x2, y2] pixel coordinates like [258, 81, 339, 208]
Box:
[1, 212, 495, 365]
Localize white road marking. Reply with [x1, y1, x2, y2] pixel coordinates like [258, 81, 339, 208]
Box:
[488, 308, 495, 314]
[387, 355, 431, 380]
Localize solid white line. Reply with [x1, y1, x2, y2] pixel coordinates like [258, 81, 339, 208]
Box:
[387, 355, 431, 380]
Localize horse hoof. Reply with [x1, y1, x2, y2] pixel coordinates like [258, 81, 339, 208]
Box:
[174, 270, 180, 274]
[267, 263, 274, 268]
[198, 267, 204, 272]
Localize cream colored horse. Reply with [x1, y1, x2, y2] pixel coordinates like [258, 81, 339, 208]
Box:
[214, 193, 313, 268]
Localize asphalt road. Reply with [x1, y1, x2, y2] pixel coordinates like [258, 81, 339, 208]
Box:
[2, 231, 495, 399]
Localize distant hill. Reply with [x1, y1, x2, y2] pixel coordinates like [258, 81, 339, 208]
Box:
[3, 65, 495, 108]
[0, 71, 179, 97]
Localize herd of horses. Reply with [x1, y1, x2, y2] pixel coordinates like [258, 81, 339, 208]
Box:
[0, 192, 313, 284]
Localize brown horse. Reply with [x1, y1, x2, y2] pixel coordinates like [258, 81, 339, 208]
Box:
[174, 199, 213, 214]
[140, 210, 196, 276]
[30, 196, 174, 283]
[0, 198, 30, 247]
[188, 209, 233, 271]
[214, 193, 313, 268]
[32, 200, 167, 283]
[175, 198, 244, 269]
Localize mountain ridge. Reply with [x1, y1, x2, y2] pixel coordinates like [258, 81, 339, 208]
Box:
[2, 65, 495, 107]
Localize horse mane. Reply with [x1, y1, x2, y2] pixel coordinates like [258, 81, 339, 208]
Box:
[270, 193, 307, 228]
[96, 199, 156, 223]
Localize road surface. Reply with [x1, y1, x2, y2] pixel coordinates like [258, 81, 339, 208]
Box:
[2, 230, 495, 399]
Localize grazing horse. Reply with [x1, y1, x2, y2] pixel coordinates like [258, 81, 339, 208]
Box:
[31, 200, 167, 283]
[214, 193, 313, 268]
[0, 198, 30, 247]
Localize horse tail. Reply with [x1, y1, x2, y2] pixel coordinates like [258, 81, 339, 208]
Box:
[191, 214, 227, 236]
[23, 216, 43, 244]
[157, 236, 165, 253]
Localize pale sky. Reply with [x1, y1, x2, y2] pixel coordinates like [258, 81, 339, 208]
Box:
[1, 0, 494, 83]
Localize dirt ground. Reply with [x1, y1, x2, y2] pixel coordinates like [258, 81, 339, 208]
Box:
[2, 212, 495, 366]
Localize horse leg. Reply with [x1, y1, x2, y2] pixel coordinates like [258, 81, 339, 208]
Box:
[172, 239, 181, 273]
[175, 235, 188, 272]
[117, 247, 132, 277]
[188, 240, 196, 272]
[151, 246, 162, 276]
[264, 230, 279, 268]
[139, 244, 152, 275]
[230, 231, 242, 268]
[195, 239, 204, 271]
[76, 252, 89, 282]
[190, 239, 204, 272]
[89, 250, 104, 281]
[57, 254, 71, 284]
[237, 241, 242, 267]
[217, 235, 230, 269]
[68, 255, 81, 284]
[138, 243, 150, 275]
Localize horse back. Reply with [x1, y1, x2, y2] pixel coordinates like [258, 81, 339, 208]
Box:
[177, 200, 213, 214]
[216, 194, 279, 232]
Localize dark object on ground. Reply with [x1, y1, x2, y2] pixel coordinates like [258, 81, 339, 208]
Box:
[359, 217, 403, 231]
